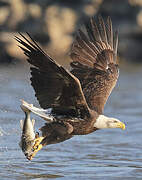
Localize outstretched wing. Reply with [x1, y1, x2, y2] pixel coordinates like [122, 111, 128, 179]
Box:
[70, 16, 119, 114]
[15, 33, 90, 119]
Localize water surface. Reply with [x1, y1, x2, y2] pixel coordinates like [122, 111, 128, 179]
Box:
[0, 63, 142, 179]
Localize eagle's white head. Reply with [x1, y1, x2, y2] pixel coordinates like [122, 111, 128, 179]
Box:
[94, 115, 125, 130]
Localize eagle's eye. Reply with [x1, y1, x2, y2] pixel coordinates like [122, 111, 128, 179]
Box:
[113, 120, 118, 123]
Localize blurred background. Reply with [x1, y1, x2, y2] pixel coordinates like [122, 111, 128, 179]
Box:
[1, 0, 142, 64]
[1, 1, 142, 179]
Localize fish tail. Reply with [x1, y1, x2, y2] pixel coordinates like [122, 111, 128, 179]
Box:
[21, 99, 54, 122]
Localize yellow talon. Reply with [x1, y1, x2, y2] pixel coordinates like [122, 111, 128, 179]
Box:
[27, 136, 44, 160]
[28, 144, 43, 160]
[33, 136, 44, 150]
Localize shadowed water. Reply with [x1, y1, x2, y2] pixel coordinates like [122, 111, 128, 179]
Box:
[0, 63, 142, 179]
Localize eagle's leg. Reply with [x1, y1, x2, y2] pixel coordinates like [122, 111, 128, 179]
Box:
[29, 122, 74, 160]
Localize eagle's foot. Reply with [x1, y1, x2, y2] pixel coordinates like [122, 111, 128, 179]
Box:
[33, 136, 44, 149]
[27, 136, 44, 160]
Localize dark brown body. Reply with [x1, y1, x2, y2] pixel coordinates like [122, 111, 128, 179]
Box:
[40, 110, 99, 146]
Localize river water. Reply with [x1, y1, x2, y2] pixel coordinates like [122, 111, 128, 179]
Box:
[0, 62, 142, 179]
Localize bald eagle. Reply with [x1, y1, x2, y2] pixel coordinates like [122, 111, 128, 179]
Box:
[15, 16, 125, 160]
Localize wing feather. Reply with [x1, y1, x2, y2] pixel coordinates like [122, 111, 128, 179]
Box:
[70, 16, 119, 114]
[15, 34, 90, 119]
[106, 16, 113, 50]
[113, 30, 118, 62]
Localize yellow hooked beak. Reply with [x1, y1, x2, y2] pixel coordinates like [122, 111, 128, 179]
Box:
[116, 122, 126, 130]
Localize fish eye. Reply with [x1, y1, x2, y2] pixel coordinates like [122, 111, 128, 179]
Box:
[25, 153, 28, 157]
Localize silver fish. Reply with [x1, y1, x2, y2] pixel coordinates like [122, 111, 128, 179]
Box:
[19, 103, 36, 160]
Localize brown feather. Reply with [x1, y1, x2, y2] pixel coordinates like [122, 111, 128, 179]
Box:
[70, 16, 119, 114]
[15, 33, 90, 119]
